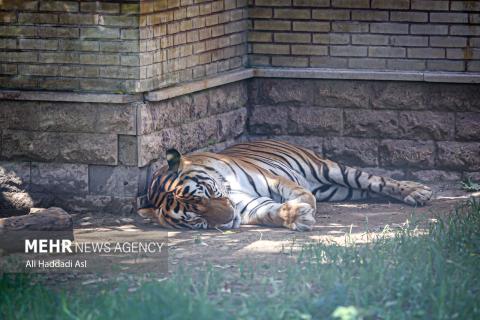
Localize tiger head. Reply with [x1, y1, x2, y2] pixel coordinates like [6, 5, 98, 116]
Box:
[139, 149, 236, 229]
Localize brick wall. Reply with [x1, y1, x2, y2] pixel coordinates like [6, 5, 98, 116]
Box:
[0, 0, 249, 93]
[248, 0, 480, 72]
[249, 78, 480, 182]
[137, 0, 248, 91]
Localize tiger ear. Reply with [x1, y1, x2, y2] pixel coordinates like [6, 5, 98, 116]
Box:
[166, 148, 181, 172]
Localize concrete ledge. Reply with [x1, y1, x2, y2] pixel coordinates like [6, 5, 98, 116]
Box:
[1, 68, 479, 104]
[146, 69, 254, 101]
[254, 68, 480, 83]
[0, 90, 142, 103]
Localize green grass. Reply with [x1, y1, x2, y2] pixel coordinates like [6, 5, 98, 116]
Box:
[1, 198, 480, 320]
[461, 178, 480, 192]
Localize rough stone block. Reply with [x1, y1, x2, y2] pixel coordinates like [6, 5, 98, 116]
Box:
[31, 162, 88, 194]
[138, 127, 183, 167]
[398, 111, 454, 140]
[379, 140, 436, 169]
[180, 116, 223, 153]
[324, 137, 378, 167]
[208, 81, 247, 114]
[344, 110, 399, 138]
[374, 82, 480, 111]
[456, 112, 480, 141]
[427, 84, 480, 112]
[253, 79, 314, 106]
[137, 100, 187, 136]
[118, 135, 138, 166]
[437, 142, 480, 171]
[314, 80, 373, 108]
[89, 165, 139, 197]
[183, 108, 246, 152]
[0, 161, 31, 192]
[249, 105, 288, 135]
[0, 192, 54, 214]
[289, 107, 342, 136]
[1, 130, 118, 165]
[0, 101, 136, 134]
[216, 107, 247, 142]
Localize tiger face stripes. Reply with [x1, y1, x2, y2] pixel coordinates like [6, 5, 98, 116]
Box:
[139, 140, 433, 231]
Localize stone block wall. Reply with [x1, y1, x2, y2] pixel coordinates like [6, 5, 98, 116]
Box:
[0, 81, 248, 214]
[248, 78, 480, 182]
[0, 0, 249, 93]
[248, 0, 480, 72]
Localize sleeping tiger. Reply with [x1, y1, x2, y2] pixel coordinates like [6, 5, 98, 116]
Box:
[139, 140, 432, 231]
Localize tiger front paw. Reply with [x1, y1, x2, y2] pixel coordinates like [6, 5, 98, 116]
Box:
[279, 202, 316, 232]
[399, 181, 433, 206]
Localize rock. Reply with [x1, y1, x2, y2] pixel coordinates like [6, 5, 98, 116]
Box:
[289, 107, 342, 136]
[88, 165, 139, 197]
[344, 109, 399, 138]
[2, 130, 118, 165]
[398, 111, 454, 140]
[0, 161, 30, 193]
[324, 137, 378, 167]
[456, 112, 480, 141]
[437, 142, 480, 170]
[0, 207, 73, 253]
[379, 139, 436, 169]
[249, 105, 288, 135]
[314, 80, 372, 108]
[256, 79, 314, 106]
[30, 162, 88, 194]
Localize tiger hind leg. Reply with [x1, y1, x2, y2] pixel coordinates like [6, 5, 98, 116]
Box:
[311, 159, 432, 206]
[237, 195, 316, 231]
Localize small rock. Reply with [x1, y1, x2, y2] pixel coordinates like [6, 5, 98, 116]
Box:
[120, 218, 135, 224]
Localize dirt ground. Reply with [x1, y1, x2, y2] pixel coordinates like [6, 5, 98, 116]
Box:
[69, 183, 479, 273]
